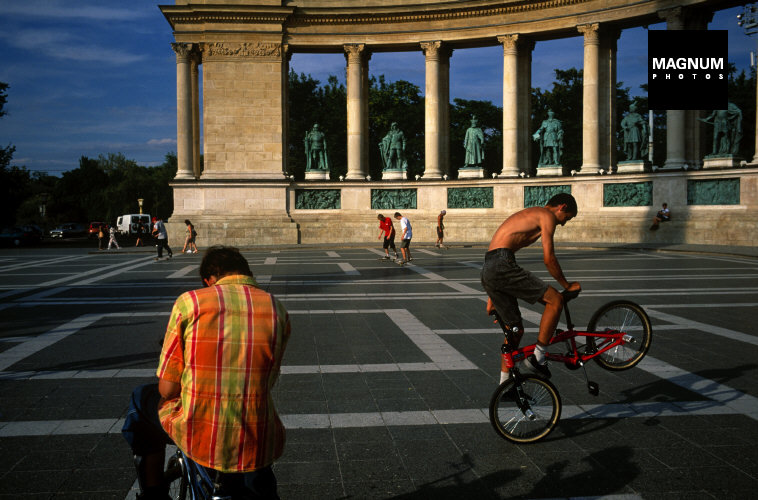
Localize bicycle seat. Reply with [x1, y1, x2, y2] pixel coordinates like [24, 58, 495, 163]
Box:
[562, 289, 581, 301]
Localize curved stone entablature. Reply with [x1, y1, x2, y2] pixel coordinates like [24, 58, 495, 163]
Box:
[163, 0, 730, 49]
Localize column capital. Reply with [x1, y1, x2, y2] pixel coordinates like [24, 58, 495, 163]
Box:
[172, 42, 194, 60]
[497, 34, 519, 54]
[577, 23, 600, 44]
[658, 7, 684, 29]
[344, 43, 369, 64]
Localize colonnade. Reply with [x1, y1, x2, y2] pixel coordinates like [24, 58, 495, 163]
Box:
[169, 7, 752, 182]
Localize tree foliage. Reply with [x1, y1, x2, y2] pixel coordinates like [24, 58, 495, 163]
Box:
[288, 72, 505, 180]
[450, 98, 502, 177]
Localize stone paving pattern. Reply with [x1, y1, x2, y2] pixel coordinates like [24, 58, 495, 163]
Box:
[0, 244, 757, 499]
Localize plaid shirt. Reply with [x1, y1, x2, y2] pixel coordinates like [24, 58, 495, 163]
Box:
[157, 275, 290, 473]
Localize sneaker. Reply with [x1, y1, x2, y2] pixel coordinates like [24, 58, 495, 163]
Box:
[523, 354, 551, 379]
[382, 255, 390, 260]
[168, 254, 173, 259]
[154, 257, 161, 261]
[396, 260, 406, 266]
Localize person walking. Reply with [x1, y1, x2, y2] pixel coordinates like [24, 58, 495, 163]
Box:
[97, 224, 106, 250]
[107, 225, 121, 250]
[394, 212, 413, 265]
[135, 223, 145, 247]
[377, 214, 399, 261]
[151, 216, 173, 261]
[122, 246, 291, 500]
[436, 210, 447, 248]
[182, 219, 198, 254]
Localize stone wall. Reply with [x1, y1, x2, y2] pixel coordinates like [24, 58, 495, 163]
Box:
[167, 168, 758, 248]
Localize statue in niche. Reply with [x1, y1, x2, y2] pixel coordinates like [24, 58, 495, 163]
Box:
[532, 109, 563, 166]
[699, 102, 743, 156]
[304, 123, 329, 171]
[463, 115, 485, 168]
[379, 122, 408, 171]
[620, 102, 649, 161]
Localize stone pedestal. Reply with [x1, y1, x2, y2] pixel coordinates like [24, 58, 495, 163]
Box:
[702, 155, 741, 170]
[382, 169, 406, 180]
[458, 167, 484, 179]
[536, 166, 563, 177]
[305, 170, 330, 180]
[617, 160, 650, 174]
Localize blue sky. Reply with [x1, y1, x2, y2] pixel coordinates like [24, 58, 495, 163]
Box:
[0, 1, 753, 176]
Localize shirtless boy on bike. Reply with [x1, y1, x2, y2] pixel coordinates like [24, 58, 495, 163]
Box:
[481, 193, 581, 384]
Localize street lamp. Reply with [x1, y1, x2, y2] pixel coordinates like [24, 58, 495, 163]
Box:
[39, 192, 48, 219]
[138, 198, 144, 214]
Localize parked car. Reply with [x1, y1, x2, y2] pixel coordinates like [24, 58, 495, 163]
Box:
[88, 222, 108, 238]
[49, 223, 88, 239]
[0, 226, 40, 246]
[20, 224, 44, 242]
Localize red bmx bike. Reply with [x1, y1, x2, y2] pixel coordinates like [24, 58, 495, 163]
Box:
[488, 290, 652, 443]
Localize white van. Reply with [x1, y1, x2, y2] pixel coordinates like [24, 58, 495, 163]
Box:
[116, 214, 151, 236]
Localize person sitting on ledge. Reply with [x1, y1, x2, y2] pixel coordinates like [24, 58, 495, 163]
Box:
[650, 203, 670, 230]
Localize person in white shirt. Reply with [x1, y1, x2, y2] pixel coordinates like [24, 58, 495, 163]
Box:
[393, 212, 413, 265]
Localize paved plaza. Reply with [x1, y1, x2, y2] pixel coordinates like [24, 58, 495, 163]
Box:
[0, 244, 757, 499]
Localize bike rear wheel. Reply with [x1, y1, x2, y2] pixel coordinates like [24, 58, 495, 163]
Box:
[165, 451, 188, 500]
[489, 375, 561, 444]
[587, 300, 652, 371]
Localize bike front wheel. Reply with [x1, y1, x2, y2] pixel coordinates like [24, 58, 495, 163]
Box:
[587, 300, 652, 371]
[489, 375, 561, 444]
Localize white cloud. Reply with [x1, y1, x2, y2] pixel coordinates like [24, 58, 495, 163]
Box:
[147, 138, 176, 146]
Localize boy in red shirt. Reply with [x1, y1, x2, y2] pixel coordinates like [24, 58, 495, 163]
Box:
[377, 214, 399, 260]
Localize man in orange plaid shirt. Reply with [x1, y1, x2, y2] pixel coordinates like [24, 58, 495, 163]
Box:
[123, 246, 291, 499]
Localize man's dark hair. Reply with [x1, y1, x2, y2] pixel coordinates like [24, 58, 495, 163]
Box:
[199, 246, 252, 281]
[377, 214, 384, 220]
[394, 212, 402, 218]
[546, 193, 578, 215]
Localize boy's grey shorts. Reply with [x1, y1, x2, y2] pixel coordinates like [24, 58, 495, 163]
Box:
[480, 248, 548, 328]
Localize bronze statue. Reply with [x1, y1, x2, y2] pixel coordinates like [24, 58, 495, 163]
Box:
[304, 123, 329, 171]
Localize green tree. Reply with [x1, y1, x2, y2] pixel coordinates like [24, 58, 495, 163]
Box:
[0, 81, 31, 226]
[288, 72, 347, 180]
[369, 76, 424, 180]
[531, 68, 583, 174]
[727, 63, 756, 161]
[450, 98, 502, 177]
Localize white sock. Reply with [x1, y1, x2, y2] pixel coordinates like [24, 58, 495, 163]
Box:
[534, 344, 547, 364]
[500, 371, 509, 384]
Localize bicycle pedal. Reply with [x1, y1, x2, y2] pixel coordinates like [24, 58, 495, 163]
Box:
[587, 381, 599, 396]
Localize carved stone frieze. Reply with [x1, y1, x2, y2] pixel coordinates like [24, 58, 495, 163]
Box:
[200, 42, 284, 59]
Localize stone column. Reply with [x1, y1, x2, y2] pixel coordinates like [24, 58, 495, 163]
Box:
[345, 44, 368, 180]
[499, 35, 520, 177]
[599, 29, 620, 173]
[190, 51, 201, 179]
[518, 39, 535, 175]
[172, 42, 195, 180]
[421, 41, 446, 179]
[578, 24, 600, 174]
[440, 47, 451, 178]
[362, 51, 371, 177]
[659, 8, 686, 170]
